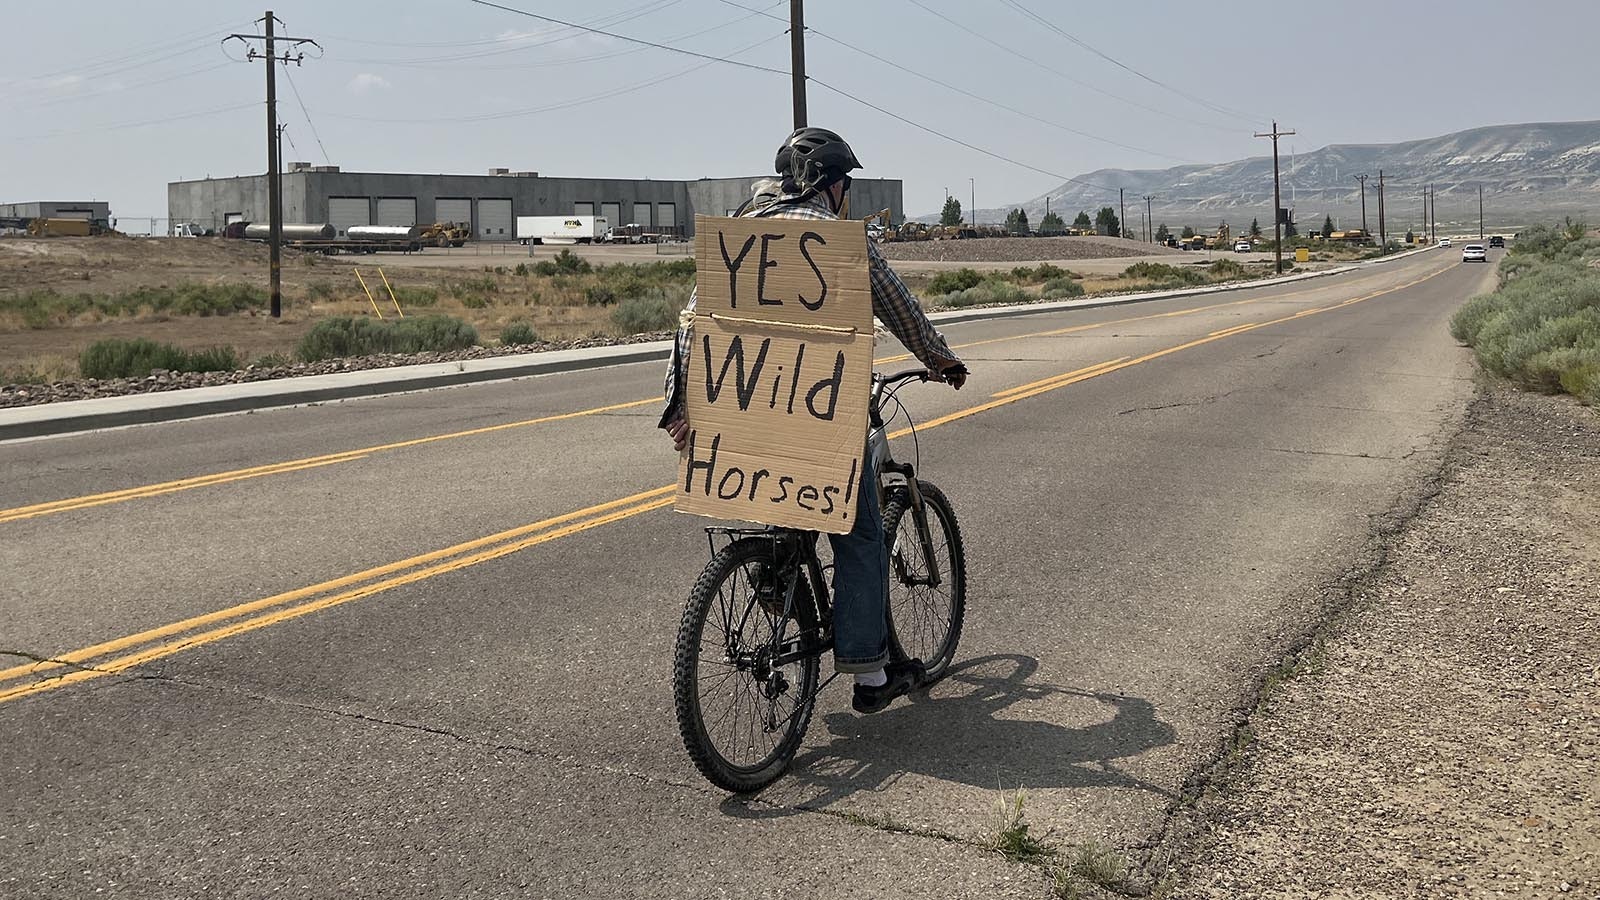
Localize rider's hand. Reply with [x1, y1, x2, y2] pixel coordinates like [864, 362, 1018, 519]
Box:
[938, 363, 968, 391]
[664, 414, 691, 452]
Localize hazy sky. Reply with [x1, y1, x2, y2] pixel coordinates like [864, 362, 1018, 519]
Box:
[5, 0, 1597, 227]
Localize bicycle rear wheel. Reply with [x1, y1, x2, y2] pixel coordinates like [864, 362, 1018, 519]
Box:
[672, 536, 821, 793]
[882, 481, 966, 681]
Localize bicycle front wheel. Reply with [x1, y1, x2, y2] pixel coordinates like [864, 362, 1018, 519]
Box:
[672, 537, 821, 793]
[883, 480, 966, 681]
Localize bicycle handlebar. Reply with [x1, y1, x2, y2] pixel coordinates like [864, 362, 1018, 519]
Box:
[873, 364, 968, 390]
[873, 367, 934, 388]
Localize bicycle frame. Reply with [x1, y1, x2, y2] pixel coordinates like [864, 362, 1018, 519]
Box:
[700, 367, 948, 681]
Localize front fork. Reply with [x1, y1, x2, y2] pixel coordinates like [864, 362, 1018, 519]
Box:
[869, 412, 943, 590]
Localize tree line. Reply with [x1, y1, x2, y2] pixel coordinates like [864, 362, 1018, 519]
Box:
[939, 197, 1124, 237]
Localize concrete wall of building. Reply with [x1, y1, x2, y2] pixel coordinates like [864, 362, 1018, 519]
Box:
[166, 172, 905, 237]
[167, 176, 309, 231]
[0, 201, 112, 224]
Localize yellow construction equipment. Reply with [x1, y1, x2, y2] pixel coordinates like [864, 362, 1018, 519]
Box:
[418, 221, 470, 248]
[897, 222, 933, 242]
[26, 218, 94, 237]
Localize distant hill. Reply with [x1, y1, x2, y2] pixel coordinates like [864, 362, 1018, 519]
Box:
[935, 121, 1600, 233]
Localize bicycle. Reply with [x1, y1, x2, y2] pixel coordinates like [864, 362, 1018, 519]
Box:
[671, 367, 968, 793]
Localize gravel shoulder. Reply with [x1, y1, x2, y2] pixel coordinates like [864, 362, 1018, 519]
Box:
[1163, 386, 1600, 898]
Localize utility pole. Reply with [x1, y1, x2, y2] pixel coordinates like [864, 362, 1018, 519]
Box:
[1143, 194, 1155, 243]
[788, 0, 806, 130]
[1255, 120, 1295, 273]
[1119, 188, 1127, 239]
[969, 177, 975, 228]
[226, 13, 318, 319]
[1479, 184, 1484, 239]
[1376, 169, 1388, 252]
[1353, 174, 1369, 237]
[1427, 182, 1440, 241]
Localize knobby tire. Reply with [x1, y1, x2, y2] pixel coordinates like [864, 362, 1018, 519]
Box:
[672, 537, 821, 793]
[882, 480, 967, 681]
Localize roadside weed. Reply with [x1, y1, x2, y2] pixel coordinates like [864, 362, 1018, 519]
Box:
[989, 787, 1052, 864]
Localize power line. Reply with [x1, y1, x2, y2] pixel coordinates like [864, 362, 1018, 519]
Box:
[281, 65, 331, 165]
[279, 123, 301, 159]
[464, 0, 1117, 196]
[321, 0, 675, 49]
[334, 1, 783, 72]
[2, 61, 235, 110]
[316, 32, 786, 124]
[2, 19, 246, 88]
[902, 0, 1239, 134]
[16, 102, 257, 141]
[341, 0, 684, 66]
[776, 11, 1194, 163]
[809, 77, 1118, 196]
[712, 0, 1193, 163]
[462, 0, 785, 75]
[998, 0, 1266, 126]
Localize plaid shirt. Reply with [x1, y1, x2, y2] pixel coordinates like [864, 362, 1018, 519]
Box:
[662, 190, 960, 420]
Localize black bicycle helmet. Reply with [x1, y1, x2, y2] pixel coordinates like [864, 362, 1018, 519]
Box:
[775, 127, 862, 194]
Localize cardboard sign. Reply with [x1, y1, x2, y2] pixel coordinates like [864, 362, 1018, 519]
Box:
[677, 215, 874, 534]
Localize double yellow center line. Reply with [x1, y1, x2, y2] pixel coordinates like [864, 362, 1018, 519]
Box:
[0, 487, 674, 704]
[0, 261, 1454, 706]
[0, 268, 1387, 526]
[0, 398, 657, 525]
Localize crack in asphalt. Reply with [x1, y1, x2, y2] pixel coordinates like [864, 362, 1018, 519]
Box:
[112, 667, 718, 794]
[85, 664, 1065, 876]
[1266, 446, 1418, 461]
[1133, 390, 1480, 888]
[0, 648, 102, 675]
[1118, 390, 1236, 416]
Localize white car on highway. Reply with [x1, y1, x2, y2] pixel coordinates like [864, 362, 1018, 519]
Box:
[1462, 244, 1487, 263]
[1439, 238, 1452, 247]
[1233, 240, 1252, 252]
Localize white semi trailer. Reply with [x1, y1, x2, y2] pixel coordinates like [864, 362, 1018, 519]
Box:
[516, 215, 609, 245]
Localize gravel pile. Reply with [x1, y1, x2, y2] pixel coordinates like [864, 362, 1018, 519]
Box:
[880, 235, 1183, 264]
[0, 332, 672, 409]
[1168, 387, 1600, 897]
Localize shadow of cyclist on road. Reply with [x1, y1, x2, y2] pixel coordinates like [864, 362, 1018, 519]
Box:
[723, 653, 1177, 815]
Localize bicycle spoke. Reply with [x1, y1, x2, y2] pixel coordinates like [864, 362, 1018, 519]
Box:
[674, 536, 822, 790]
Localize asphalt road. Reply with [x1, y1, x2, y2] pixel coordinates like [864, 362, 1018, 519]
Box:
[0, 248, 1498, 897]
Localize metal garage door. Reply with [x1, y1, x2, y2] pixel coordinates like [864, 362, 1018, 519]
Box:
[658, 202, 677, 237]
[632, 202, 652, 227]
[52, 209, 94, 220]
[574, 201, 594, 217]
[375, 197, 417, 227]
[436, 198, 471, 229]
[478, 198, 512, 241]
[328, 197, 369, 238]
[600, 202, 621, 227]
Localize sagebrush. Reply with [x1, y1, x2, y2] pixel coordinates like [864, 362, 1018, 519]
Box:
[1449, 224, 1600, 404]
[79, 338, 239, 379]
[296, 314, 479, 362]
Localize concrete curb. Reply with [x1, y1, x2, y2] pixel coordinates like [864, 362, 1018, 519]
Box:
[0, 342, 671, 441]
[0, 245, 1436, 442]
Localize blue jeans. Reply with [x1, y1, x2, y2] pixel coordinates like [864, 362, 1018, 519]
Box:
[828, 456, 888, 673]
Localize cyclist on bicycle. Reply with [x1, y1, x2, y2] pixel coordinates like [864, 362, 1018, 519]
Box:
[661, 127, 967, 714]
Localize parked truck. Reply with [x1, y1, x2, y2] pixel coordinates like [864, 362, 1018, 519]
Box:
[516, 215, 608, 245]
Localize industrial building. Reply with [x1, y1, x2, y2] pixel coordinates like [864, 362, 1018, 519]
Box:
[166, 165, 905, 240]
[0, 201, 112, 229]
